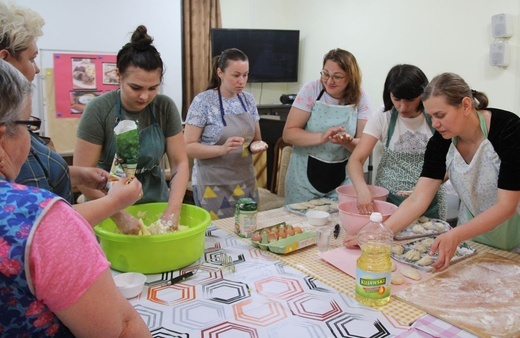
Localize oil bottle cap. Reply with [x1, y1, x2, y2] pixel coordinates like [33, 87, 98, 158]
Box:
[369, 212, 383, 222]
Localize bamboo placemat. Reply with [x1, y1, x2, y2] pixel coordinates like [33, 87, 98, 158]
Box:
[213, 207, 520, 327]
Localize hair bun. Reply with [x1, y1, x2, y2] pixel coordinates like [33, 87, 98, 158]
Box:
[130, 25, 154, 50]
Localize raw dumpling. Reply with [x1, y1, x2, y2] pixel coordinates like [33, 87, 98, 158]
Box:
[411, 224, 426, 234]
[391, 244, 405, 255]
[400, 266, 422, 280]
[391, 260, 397, 272]
[413, 243, 428, 253]
[403, 249, 421, 261]
[417, 216, 429, 223]
[434, 221, 447, 232]
[391, 272, 404, 285]
[421, 237, 434, 248]
[421, 221, 434, 230]
[417, 255, 434, 266]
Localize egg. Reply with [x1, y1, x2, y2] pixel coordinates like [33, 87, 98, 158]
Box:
[251, 232, 262, 242]
[286, 228, 295, 236]
[294, 226, 303, 234]
[278, 231, 287, 239]
[267, 232, 279, 242]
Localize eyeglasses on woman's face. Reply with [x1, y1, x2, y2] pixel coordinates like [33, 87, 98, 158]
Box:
[320, 71, 346, 83]
[12, 116, 41, 132]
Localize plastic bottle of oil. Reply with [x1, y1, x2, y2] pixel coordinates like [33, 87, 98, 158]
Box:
[355, 212, 393, 307]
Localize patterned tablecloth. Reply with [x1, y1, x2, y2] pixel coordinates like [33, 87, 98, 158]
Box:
[118, 206, 520, 337]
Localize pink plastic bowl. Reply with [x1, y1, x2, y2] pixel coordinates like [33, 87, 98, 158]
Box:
[336, 184, 389, 204]
[338, 200, 398, 235]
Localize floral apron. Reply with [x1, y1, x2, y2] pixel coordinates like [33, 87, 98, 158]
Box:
[449, 111, 520, 250]
[376, 109, 446, 219]
[101, 95, 168, 203]
[285, 90, 357, 204]
[195, 90, 258, 220]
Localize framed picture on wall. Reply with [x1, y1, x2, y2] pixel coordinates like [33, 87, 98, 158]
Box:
[69, 91, 102, 114]
[71, 58, 96, 90]
[103, 62, 118, 85]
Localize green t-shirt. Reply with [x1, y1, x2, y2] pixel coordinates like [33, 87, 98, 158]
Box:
[77, 90, 183, 169]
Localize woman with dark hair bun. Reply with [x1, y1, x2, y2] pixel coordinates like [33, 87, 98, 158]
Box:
[184, 48, 267, 219]
[348, 64, 446, 219]
[75, 25, 189, 233]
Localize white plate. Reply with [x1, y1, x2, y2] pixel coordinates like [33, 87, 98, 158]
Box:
[285, 198, 338, 216]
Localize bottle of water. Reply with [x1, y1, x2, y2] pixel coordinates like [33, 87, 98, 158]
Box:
[355, 212, 393, 307]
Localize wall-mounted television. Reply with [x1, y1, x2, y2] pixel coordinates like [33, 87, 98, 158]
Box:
[211, 28, 300, 83]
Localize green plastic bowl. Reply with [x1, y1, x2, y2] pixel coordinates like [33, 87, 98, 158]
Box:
[94, 203, 211, 274]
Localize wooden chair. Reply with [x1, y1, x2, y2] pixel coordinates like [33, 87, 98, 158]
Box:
[258, 137, 292, 211]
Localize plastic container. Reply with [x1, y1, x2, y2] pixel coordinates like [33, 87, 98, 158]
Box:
[338, 200, 397, 235]
[306, 210, 330, 226]
[95, 203, 211, 274]
[336, 184, 389, 204]
[113, 272, 147, 299]
[234, 198, 258, 238]
[355, 212, 393, 307]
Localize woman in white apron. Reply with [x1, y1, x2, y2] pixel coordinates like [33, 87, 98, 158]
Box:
[347, 72, 520, 271]
[184, 49, 267, 220]
[348, 65, 446, 219]
[283, 49, 372, 204]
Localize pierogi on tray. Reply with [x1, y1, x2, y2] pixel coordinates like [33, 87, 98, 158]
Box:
[394, 216, 452, 240]
[285, 198, 338, 215]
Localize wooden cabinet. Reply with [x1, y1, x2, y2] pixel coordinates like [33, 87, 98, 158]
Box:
[258, 104, 291, 191]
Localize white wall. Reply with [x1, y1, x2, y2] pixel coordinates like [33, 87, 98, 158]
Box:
[221, 0, 520, 114]
[16, 0, 182, 115]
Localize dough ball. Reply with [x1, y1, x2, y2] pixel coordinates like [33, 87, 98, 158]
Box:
[403, 249, 421, 261]
[391, 272, 405, 285]
[417, 216, 429, 223]
[250, 140, 268, 152]
[400, 266, 422, 281]
[391, 244, 405, 255]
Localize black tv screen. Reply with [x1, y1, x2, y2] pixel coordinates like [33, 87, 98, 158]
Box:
[211, 28, 300, 83]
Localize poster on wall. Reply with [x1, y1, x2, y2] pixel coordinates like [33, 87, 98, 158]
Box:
[53, 53, 117, 118]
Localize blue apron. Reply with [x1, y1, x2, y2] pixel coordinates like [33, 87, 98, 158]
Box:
[285, 90, 358, 204]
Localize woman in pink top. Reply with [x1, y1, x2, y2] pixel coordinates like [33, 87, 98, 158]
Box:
[0, 60, 151, 337]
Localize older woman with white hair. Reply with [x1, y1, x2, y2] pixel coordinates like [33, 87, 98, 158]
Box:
[0, 60, 150, 337]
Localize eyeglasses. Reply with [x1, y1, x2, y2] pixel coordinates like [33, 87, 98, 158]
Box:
[320, 71, 346, 82]
[12, 116, 41, 132]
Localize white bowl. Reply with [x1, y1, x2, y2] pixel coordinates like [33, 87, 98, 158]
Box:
[114, 272, 147, 299]
[306, 210, 330, 226]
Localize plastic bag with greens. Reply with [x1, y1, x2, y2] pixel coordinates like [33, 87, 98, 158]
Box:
[111, 120, 140, 178]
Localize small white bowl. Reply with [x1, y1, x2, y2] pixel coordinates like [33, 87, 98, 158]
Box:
[114, 272, 147, 299]
[306, 210, 330, 226]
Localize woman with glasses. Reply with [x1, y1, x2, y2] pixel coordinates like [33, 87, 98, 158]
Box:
[346, 72, 520, 271]
[0, 1, 143, 227]
[74, 25, 189, 233]
[283, 48, 372, 204]
[347, 64, 446, 219]
[0, 59, 150, 337]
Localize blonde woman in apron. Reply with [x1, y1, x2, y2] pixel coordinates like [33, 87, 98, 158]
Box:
[284, 49, 372, 204]
[348, 64, 446, 219]
[347, 72, 520, 271]
[185, 49, 267, 220]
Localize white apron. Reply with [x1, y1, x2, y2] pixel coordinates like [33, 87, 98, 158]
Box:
[448, 111, 520, 250]
[285, 90, 358, 204]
